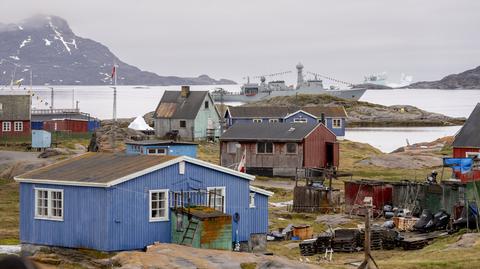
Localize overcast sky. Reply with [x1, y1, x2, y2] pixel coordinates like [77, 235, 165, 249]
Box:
[1, 0, 479, 84]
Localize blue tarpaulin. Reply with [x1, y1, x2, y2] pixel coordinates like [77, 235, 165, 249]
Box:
[443, 158, 473, 174]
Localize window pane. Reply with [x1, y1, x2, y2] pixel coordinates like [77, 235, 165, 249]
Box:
[287, 143, 297, 153]
[257, 143, 265, 153]
[152, 193, 158, 200]
[266, 143, 273, 153]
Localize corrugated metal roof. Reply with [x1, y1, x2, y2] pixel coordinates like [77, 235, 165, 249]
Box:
[17, 153, 177, 184]
[153, 91, 209, 119]
[220, 122, 319, 142]
[125, 140, 198, 146]
[453, 103, 480, 148]
[0, 94, 31, 121]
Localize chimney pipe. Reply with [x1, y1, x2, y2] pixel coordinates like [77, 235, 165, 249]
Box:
[181, 85, 190, 98]
[321, 113, 325, 124]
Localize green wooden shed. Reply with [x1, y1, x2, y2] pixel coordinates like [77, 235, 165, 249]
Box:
[171, 206, 232, 250]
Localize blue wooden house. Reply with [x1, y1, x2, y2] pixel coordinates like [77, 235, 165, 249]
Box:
[125, 140, 198, 158]
[283, 106, 347, 138]
[225, 105, 347, 139]
[15, 153, 272, 251]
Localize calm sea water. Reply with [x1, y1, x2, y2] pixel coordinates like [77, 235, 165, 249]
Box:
[2, 85, 478, 152]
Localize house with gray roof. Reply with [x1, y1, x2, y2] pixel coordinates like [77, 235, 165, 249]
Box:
[0, 94, 31, 137]
[220, 122, 339, 177]
[153, 86, 220, 141]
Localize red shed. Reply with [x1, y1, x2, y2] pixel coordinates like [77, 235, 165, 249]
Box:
[452, 103, 480, 182]
[0, 94, 31, 137]
[44, 119, 89, 133]
[220, 122, 339, 177]
[344, 180, 392, 216]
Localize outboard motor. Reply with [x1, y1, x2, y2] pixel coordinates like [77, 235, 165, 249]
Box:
[413, 209, 434, 233]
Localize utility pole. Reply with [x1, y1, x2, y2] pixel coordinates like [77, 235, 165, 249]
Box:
[111, 64, 118, 151]
[49, 87, 54, 111]
[358, 197, 379, 269]
[72, 88, 75, 109]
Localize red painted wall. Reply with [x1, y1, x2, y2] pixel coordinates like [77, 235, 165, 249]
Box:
[44, 119, 88, 133]
[0, 120, 31, 137]
[344, 181, 393, 215]
[303, 124, 338, 168]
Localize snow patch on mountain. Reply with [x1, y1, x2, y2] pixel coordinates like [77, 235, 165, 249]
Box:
[47, 17, 76, 54]
[43, 38, 52, 46]
[9, 56, 19, 61]
[19, 36, 32, 48]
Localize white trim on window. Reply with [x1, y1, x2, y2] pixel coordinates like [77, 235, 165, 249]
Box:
[249, 192, 255, 208]
[34, 188, 64, 221]
[149, 189, 169, 222]
[14, 121, 23, 132]
[2, 121, 11, 132]
[293, 118, 307, 123]
[207, 186, 226, 213]
[252, 118, 263, 123]
[286, 143, 298, 154]
[147, 148, 167, 155]
[332, 118, 342, 128]
[256, 142, 274, 154]
[466, 152, 480, 158]
[269, 118, 279, 123]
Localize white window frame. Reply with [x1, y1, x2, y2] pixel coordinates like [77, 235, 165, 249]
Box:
[252, 118, 263, 123]
[0, 103, 3, 111]
[269, 118, 279, 123]
[149, 189, 169, 222]
[207, 186, 226, 213]
[466, 152, 480, 158]
[14, 121, 23, 132]
[293, 118, 307, 123]
[227, 142, 239, 154]
[2, 121, 11, 132]
[332, 118, 342, 128]
[286, 143, 298, 154]
[256, 142, 274, 154]
[249, 192, 256, 208]
[147, 148, 167, 156]
[34, 188, 64, 221]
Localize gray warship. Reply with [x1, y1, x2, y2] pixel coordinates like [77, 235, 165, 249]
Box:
[212, 63, 366, 103]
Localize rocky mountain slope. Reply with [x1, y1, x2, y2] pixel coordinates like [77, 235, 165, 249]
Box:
[0, 15, 235, 86]
[407, 65, 480, 89]
[245, 94, 465, 127]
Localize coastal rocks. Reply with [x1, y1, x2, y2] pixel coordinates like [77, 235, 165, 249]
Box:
[359, 153, 442, 169]
[88, 118, 150, 152]
[37, 147, 74, 158]
[247, 94, 465, 127]
[112, 243, 315, 269]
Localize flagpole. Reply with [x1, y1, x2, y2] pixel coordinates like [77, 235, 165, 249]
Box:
[112, 64, 118, 151]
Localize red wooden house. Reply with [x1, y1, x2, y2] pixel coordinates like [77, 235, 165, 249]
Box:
[43, 119, 89, 133]
[219, 122, 339, 177]
[452, 103, 480, 181]
[0, 94, 31, 137]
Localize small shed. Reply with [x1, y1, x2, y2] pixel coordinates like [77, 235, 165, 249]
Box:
[171, 206, 232, 250]
[31, 130, 51, 148]
[125, 140, 198, 158]
[344, 180, 392, 216]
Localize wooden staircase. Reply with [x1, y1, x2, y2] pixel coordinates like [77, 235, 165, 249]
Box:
[181, 219, 199, 246]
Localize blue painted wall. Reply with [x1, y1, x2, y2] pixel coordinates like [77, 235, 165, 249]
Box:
[88, 120, 100, 132]
[284, 111, 345, 137]
[20, 184, 110, 250]
[227, 118, 284, 128]
[19, 161, 269, 251]
[125, 144, 197, 158]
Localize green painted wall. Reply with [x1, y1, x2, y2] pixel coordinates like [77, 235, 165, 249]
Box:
[171, 211, 232, 250]
[193, 93, 220, 139]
